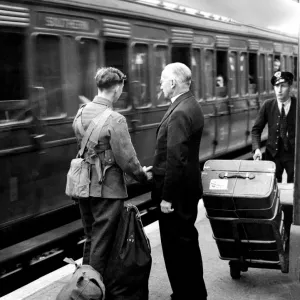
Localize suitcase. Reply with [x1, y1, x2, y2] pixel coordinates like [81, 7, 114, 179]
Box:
[202, 160, 289, 278]
[202, 160, 278, 219]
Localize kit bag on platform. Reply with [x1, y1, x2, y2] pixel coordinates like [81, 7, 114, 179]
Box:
[65, 107, 112, 199]
[104, 204, 152, 300]
[56, 258, 106, 300]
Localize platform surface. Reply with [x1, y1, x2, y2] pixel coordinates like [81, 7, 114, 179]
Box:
[3, 195, 300, 300]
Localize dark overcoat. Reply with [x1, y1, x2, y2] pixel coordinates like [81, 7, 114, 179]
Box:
[251, 96, 296, 157]
[151, 91, 208, 299]
[152, 91, 204, 205]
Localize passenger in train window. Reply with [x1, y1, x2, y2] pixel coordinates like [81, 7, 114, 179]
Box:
[152, 63, 208, 300]
[252, 71, 296, 184]
[216, 74, 227, 97]
[248, 74, 255, 84]
[216, 74, 225, 87]
[274, 58, 281, 72]
[72, 67, 152, 288]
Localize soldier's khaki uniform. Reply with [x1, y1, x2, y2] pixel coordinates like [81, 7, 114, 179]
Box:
[73, 96, 147, 275]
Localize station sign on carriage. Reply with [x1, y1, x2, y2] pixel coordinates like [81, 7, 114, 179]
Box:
[35, 12, 99, 34]
[259, 41, 274, 53]
[193, 34, 215, 47]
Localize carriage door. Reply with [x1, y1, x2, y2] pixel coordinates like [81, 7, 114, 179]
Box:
[0, 11, 37, 236]
[197, 48, 215, 161]
[248, 52, 260, 146]
[227, 50, 248, 151]
[214, 49, 230, 157]
[32, 33, 74, 212]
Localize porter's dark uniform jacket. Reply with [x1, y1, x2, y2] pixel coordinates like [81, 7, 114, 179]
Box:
[252, 96, 296, 157]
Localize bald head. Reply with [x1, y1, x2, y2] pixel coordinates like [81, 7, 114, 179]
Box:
[163, 63, 192, 87]
[160, 63, 191, 99]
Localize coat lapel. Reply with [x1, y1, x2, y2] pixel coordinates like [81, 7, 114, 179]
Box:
[156, 91, 192, 135]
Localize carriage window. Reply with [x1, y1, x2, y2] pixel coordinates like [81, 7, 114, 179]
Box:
[289, 56, 293, 72]
[204, 50, 214, 99]
[267, 55, 273, 92]
[105, 41, 128, 110]
[294, 57, 297, 81]
[249, 53, 257, 94]
[274, 55, 281, 72]
[0, 30, 27, 123]
[154, 46, 168, 106]
[240, 53, 247, 95]
[64, 36, 79, 116]
[171, 46, 190, 67]
[259, 54, 265, 93]
[216, 50, 227, 98]
[282, 55, 287, 71]
[35, 35, 64, 118]
[79, 39, 98, 102]
[192, 49, 201, 100]
[131, 44, 150, 108]
[229, 52, 238, 96]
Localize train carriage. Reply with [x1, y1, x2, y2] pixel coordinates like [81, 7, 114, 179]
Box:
[0, 0, 298, 248]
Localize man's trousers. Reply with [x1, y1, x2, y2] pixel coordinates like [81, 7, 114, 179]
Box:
[78, 197, 123, 275]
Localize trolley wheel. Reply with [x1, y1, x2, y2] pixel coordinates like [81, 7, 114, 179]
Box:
[229, 261, 241, 279]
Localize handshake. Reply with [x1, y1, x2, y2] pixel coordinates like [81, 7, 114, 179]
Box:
[143, 166, 153, 181]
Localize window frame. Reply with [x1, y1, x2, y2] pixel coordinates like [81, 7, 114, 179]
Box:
[32, 32, 66, 121]
[204, 48, 215, 101]
[248, 51, 258, 95]
[267, 54, 274, 93]
[239, 52, 248, 96]
[103, 38, 131, 112]
[76, 36, 100, 103]
[153, 43, 169, 108]
[0, 28, 30, 127]
[191, 47, 203, 101]
[130, 41, 152, 110]
[229, 50, 239, 97]
[258, 53, 266, 94]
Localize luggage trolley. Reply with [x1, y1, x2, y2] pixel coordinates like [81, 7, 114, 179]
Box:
[202, 160, 289, 279]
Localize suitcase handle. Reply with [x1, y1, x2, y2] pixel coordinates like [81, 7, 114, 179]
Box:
[219, 172, 255, 180]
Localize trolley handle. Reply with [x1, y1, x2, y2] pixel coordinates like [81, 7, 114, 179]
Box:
[218, 172, 255, 180]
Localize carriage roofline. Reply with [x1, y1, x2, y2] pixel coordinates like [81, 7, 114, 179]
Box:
[30, 0, 297, 44]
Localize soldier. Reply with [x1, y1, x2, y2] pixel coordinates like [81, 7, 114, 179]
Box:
[274, 58, 281, 72]
[72, 67, 152, 280]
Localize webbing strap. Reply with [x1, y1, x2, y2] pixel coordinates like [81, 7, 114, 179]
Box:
[78, 108, 113, 157]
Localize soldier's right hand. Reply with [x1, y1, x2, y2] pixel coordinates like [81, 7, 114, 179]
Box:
[253, 149, 262, 161]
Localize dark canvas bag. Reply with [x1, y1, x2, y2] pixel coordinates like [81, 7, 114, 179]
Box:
[56, 258, 106, 300]
[104, 204, 152, 300]
[65, 107, 112, 199]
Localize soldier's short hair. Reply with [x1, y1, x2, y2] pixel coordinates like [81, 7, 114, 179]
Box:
[95, 67, 126, 89]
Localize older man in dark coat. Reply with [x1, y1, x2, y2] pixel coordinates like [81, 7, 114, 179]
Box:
[152, 63, 207, 300]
